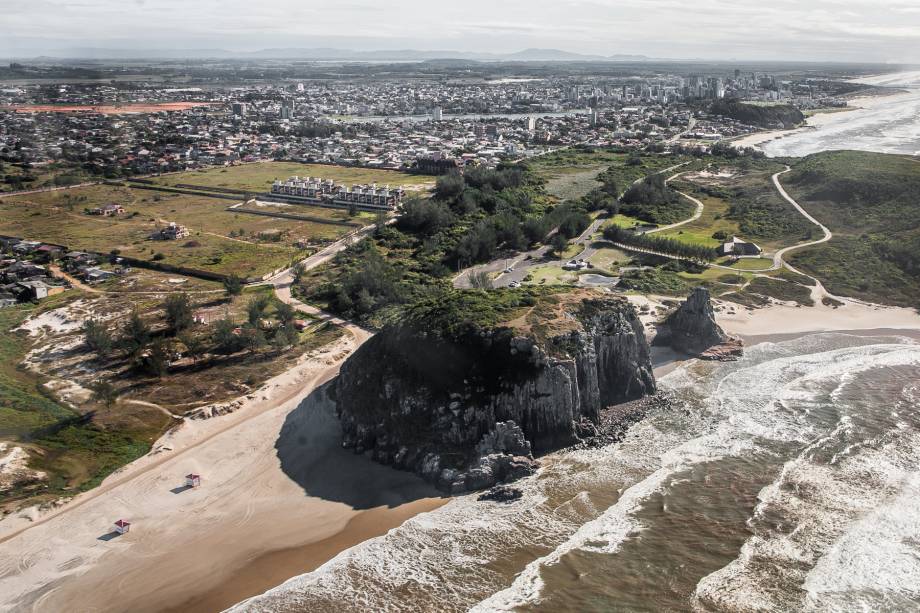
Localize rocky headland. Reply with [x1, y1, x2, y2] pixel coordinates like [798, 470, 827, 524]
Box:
[333, 289, 657, 493]
[655, 287, 744, 360]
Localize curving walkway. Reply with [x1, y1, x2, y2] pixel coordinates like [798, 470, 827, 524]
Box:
[643, 171, 705, 235]
[769, 166, 833, 269]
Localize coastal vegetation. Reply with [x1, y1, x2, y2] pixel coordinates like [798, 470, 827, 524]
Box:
[0, 279, 342, 511]
[783, 151, 920, 307]
[618, 174, 695, 224]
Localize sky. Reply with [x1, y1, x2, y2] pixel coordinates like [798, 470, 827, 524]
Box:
[3, 0, 920, 62]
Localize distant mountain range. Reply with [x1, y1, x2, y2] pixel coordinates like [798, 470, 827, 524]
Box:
[25, 47, 652, 62]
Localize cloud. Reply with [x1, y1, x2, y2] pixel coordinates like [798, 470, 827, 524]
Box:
[1, 0, 918, 62]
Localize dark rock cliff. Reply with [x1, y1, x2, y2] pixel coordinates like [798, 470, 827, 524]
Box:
[656, 287, 743, 360]
[333, 293, 656, 493]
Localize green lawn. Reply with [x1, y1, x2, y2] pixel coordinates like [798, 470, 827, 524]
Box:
[725, 257, 774, 271]
[604, 214, 652, 229]
[658, 192, 740, 248]
[587, 246, 631, 272]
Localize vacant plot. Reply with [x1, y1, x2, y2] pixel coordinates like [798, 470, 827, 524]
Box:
[681, 159, 812, 252]
[150, 162, 435, 194]
[0, 181, 375, 279]
[543, 168, 605, 200]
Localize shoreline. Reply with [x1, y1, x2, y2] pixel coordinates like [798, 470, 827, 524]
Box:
[730, 88, 915, 152]
[715, 295, 920, 338]
[165, 496, 446, 613]
[0, 331, 445, 613]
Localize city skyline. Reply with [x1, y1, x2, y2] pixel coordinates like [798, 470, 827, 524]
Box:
[3, 0, 920, 63]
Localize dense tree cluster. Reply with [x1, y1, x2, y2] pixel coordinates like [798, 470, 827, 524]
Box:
[602, 225, 716, 263]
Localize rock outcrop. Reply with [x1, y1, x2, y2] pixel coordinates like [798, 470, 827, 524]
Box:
[656, 287, 743, 360]
[334, 292, 656, 493]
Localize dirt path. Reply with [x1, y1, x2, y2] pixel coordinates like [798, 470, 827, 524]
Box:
[48, 265, 224, 296]
[122, 399, 182, 420]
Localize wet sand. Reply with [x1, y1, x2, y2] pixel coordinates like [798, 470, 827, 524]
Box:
[166, 497, 446, 613]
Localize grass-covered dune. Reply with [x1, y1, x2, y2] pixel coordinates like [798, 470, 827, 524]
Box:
[783, 151, 920, 307]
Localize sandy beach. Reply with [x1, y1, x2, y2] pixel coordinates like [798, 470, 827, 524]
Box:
[716, 294, 920, 338]
[0, 328, 444, 613]
[731, 107, 851, 150]
[732, 88, 918, 152]
[629, 291, 920, 347]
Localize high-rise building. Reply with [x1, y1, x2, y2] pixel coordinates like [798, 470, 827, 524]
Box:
[589, 108, 600, 127]
[281, 99, 295, 120]
[525, 116, 536, 131]
[231, 102, 248, 117]
[432, 106, 443, 122]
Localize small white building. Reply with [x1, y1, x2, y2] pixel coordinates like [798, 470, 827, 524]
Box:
[185, 473, 201, 488]
[114, 519, 131, 535]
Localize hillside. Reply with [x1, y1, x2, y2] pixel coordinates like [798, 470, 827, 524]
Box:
[783, 151, 920, 307]
[709, 100, 805, 129]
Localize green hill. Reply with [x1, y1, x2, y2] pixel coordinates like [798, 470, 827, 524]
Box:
[783, 151, 920, 307]
[710, 100, 805, 129]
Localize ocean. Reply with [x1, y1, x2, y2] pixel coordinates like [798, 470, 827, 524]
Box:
[232, 331, 920, 612]
[761, 71, 920, 158]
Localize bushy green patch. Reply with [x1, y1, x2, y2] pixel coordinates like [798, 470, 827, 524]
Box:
[618, 269, 691, 295]
[709, 100, 804, 129]
[404, 287, 552, 340]
[734, 276, 814, 307]
[783, 151, 920, 307]
[619, 174, 695, 225]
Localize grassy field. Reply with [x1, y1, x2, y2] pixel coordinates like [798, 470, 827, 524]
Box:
[0, 181, 367, 279]
[686, 159, 813, 252]
[604, 214, 653, 230]
[658, 191, 740, 248]
[783, 151, 920, 307]
[586, 245, 631, 272]
[527, 149, 689, 202]
[525, 265, 578, 286]
[725, 257, 775, 271]
[150, 162, 435, 193]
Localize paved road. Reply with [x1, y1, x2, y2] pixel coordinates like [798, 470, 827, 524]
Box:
[453, 161, 694, 289]
[769, 166, 833, 269]
[644, 172, 705, 235]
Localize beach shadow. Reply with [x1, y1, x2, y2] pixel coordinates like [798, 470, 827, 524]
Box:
[275, 381, 442, 510]
[97, 531, 121, 542]
[170, 485, 192, 495]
